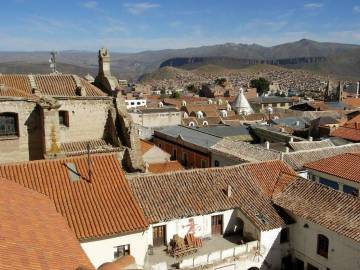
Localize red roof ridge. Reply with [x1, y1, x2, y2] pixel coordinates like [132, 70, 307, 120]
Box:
[0, 152, 117, 166]
[135, 159, 290, 180]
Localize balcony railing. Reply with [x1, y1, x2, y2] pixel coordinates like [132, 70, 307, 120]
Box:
[179, 240, 259, 269]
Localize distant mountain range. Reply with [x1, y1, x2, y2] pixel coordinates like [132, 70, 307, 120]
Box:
[0, 39, 359, 80]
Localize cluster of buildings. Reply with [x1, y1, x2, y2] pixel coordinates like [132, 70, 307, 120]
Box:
[1, 48, 360, 270]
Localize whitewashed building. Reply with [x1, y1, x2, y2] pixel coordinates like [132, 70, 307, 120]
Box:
[126, 98, 147, 109]
[232, 88, 254, 115]
[273, 178, 360, 270]
[129, 160, 297, 270]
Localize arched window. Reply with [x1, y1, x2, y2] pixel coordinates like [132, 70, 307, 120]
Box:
[189, 121, 195, 127]
[0, 113, 18, 137]
[202, 121, 208, 126]
[317, 234, 329, 258]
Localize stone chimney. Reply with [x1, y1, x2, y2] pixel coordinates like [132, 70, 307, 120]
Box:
[308, 136, 313, 142]
[98, 47, 111, 78]
[95, 47, 120, 93]
[265, 141, 270, 149]
[289, 137, 294, 143]
[226, 185, 232, 197]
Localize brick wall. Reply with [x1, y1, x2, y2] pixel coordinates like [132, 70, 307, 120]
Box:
[153, 137, 210, 168]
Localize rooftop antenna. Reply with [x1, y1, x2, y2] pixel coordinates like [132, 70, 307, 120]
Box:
[49, 51, 58, 73]
[86, 142, 92, 183]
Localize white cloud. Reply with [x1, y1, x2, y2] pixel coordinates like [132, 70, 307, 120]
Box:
[354, 6, 360, 13]
[304, 3, 324, 9]
[124, 2, 160, 15]
[81, 1, 98, 9]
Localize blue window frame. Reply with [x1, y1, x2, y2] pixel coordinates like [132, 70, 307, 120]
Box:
[343, 185, 359, 196]
[319, 178, 339, 190]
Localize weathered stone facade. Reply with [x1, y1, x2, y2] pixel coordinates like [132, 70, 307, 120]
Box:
[0, 48, 144, 171]
[0, 100, 42, 163]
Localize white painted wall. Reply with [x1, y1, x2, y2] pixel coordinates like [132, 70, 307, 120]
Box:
[289, 215, 360, 270]
[126, 99, 147, 109]
[143, 146, 171, 164]
[147, 209, 262, 246]
[129, 111, 181, 128]
[259, 228, 282, 270]
[81, 231, 148, 269]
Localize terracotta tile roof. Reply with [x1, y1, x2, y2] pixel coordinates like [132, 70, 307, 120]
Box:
[182, 117, 199, 126]
[288, 139, 335, 151]
[147, 161, 184, 174]
[60, 139, 122, 157]
[273, 178, 360, 242]
[35, 75, 106, 96]
[0, 85, 38, 99]
[330, 126, 360, 142]
[343, 98, 360, 107]
[304, 152, 360, 183]
[130, 164, 285, 231]
[184, 104, 219, 118]
[211, 139, 281, 163]
[242, 160, 297, 197]
[139, 139, 154, 155]
[98, 255, 136, 270]
[0, 177, 94, 270]
[0, 154, 148, 240]
[0, 74, 32, 93]
[283, 143, 360, 170]
[0, 74, 106, 97]
[340, 114, 360, 129]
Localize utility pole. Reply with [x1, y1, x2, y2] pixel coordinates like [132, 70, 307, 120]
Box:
[87, 142, 92, 183]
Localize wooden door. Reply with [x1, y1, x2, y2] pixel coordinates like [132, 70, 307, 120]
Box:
[153, 225, 166, 247]
[211, 215, 223, 235]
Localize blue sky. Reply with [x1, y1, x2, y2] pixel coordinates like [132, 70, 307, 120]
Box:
[1, 0, 360, 52]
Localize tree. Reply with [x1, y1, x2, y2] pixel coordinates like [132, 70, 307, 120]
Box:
[215, 77, 227, 87]
[186, 84, 197, 93]
[171, 91, 180, 99]
[250, 78, 270, 96]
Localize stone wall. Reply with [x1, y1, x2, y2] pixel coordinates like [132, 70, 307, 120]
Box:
[0, 100, 43, 163]
[57, 99, 113, 143]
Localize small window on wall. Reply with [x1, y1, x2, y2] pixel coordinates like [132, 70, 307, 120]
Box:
[0, 113, 18, 137]
[280, 227, 289, 243]
[317, 234, 329, 258]
[59, 111, 69, 127]
[214, 160, 220, 167]
[319, 178, 338, 190]
[343, 185, 359, 196]
[114, 244, 130, 259]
